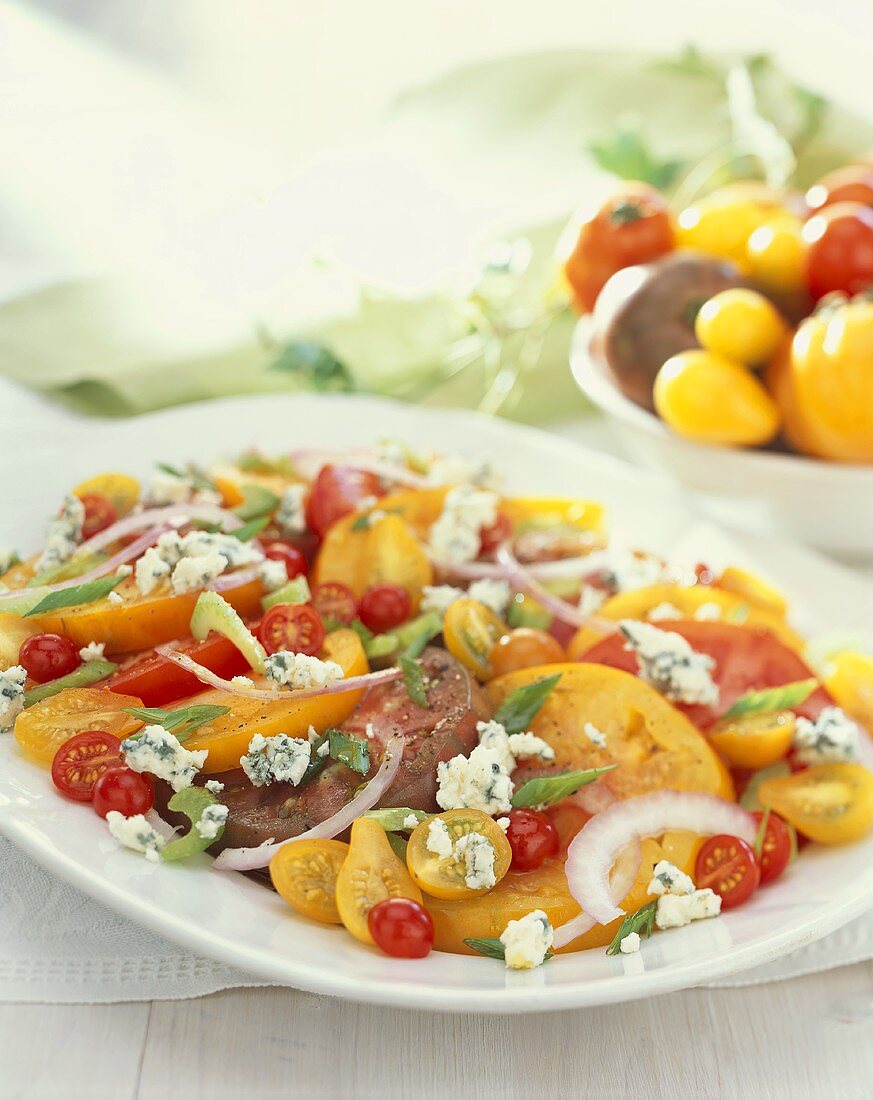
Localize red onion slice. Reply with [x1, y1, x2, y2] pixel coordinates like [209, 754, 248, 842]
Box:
[553, 838, 641, 949]
[288, 448, 427, 488]
[565, 791, 756, 926]
[213, 734, 406, 871]
[495, 543, 614, 632]
[211, 564, 263, 593]
[78, 503, 242, 555]
[440, 554, 608, 582]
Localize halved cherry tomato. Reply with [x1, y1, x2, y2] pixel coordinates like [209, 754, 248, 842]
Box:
[443, 597, 507, 680]
[695, 834, 760, 908]
[305, 465, 384, 539]
[258, 604, 325, 657]
[335, 817, 422, 944]
[358, 583, 411, 634]
[78, 493, 117, 540]
[19, 632, 81, 683]
[489, 628, 564, 679]
[478, 512, 512, 556]
[50, 730, 123, 802]
[504, 809, 560, 871]
[108, 633, 251, 707]
[263, 541, 309, 579]
[368, 897, 434, 958]
[758, 763, 873, 845]
[751, 811, 792, 885]
[803, 202, 873, 299]
[406, 809, 512, 900]
[92, 767, 154, 819]
[15, 688, 143, 765]
[708, 710, 797, 770]
[269, 837, 349, 924]
[311, 582, 358, 626]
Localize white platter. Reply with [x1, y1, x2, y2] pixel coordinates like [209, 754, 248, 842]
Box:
[1, 393, 871, 1013]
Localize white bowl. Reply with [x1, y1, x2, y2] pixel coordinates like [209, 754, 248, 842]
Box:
[570, 320, 873, 563]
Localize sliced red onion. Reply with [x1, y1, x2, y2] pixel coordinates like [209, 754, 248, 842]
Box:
[495, 544, 614, 632]
[213, 734, 406, 871]
[78, 503, 242, 555]
[211, 564, 264, 593]
[288, 448, 427, 488]
[553, 838, 641, 948]
[441, 553, 609, 582]
[565, 791, 756, 926]
[145, 809, 179, 841]
[155, 645, 403, 700]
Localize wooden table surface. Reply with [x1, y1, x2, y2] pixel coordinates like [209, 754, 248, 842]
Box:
[2, 960, 871, 1098]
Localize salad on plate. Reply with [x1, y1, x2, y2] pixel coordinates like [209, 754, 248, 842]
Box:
[1, 444, 871, 968]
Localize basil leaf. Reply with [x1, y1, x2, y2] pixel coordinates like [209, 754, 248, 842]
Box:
[123, 704, 230, 741]
[301, 734, 330, 784]
[268, 340, 356, 394]
[24, 659, 117, 707]
[231, 516, 270, 542]
[464, 936, 553, 963]
[328, 729, 370, 775]
[161, 787, 226, 862]
[721, 678, 818, 722]
[363, 807, 428, 832]
[234, 484, 280, 522]
[387, 832, 409, 861]
[398, 655, 428, 707]
[587, 124, 683, 190]
[23, 575, 122, 617]
[156, 462, 216, 493]
[493, 673, 561, 735]
[511, 765, 616, 809]
[236, 452, 297, 477]
[606, 899, 658, 957]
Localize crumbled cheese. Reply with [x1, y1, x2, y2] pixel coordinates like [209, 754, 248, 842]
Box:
[78, 641, 106, 663]
[230, 675, 255, 688]
[177, 531, 263, 569]
[264, 651, 343, 690]
[364, 723, 376, 740]
[421, 584, 465, 616]
[647, 602, 683, 622]
[259, 559, 288, 592]
[426, 818, 454, 859]
[475, 719, 554, 772]
[195, 803, 229, 841]
[619, 931, 641, 954]
[453, 831, 497, 890]
[499, 910, 554, 970]
[204, 779, 225, 795]
[578, 584, 607, 617]
[496, 817, 510, 831]
[121, 725, 208, 792]
[0, 665, 27, 732]
[240, 733, 311, 787]
[655, 888, 722, 929]
[402, 813, 420, 829]
[604, 551, 667, 593]
[144, 469, 222, 507]
[647, 860, 695, 897]
[115, 563, 133, 578]
[108, 591, 125, 606]
[428, 484, 499, 564]
[468, 579, 512, 616]
[425, 455, 499, 490]
[171, 552, 228, 595]
[316, 740, 331, 757]
[693, 602, 722, 622]
[584, 722, 607, 748]
[0, 548, 20, 575]
[275, 484, 307, 535]
[35, 494, 85, 572]
[106, 811, 165, 862]
[135, 547, 172, 596]
[793, 706, 860, 764]
[620, 620, 719, 706]
[436, 753, 514, 815]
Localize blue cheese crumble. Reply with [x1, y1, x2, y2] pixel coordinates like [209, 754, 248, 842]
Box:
[171, 552, 228, 595]
[619, 931, 641, 954]
[421, 578, 514, 618]
[121, 725, 208, 791]
[204, 779, 225, 795]
[264, 651, 343, 690]
[584, 722, 607, 748]
[792, 706, 860, 764]
[453, 832, 497, 890]
[620, 620, 719, 706]
[499, 909, 554, 969]
[655, 888, 722, 929]
[647, 860, 695, 897]
[78, 641, 106, 663]
[259, 559, 288, 592]
[428, 485, 499, 565]
[425, 817, 454, 859]
[240, 733, 311, 787]
[195, 803, 229, 840]
[275, 484, 307, 535]
[35, 494, 85, 572]
[106, 811, 165, 862]
[0, 665, 27, 732]
[144, 469, 222, 507]
[425, 454, 499, 490]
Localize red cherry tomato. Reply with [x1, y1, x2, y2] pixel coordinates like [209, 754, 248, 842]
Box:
[479, 512, 512, 557]
[262, 541, 309, 579]
[367, 897, 434, 958]
[92, 767, 154, 819]
[505, 809, 560, 871]
[752, 811, 793, 885]
[802, 202, 873, 300]
[78, 493, 117, 540]
[311, 582, 359, 626]
[694, 834, 760, 909]
[109, 633, 251, 707]
[693, 562, 717, 586]
[304, 465, 384, 539]
[258, 604, 326, 657]
[19, 633, 81, 683]
[51, 731, 123, 802]
[806, 165, 873, 213]
[358, 584, 411, 634]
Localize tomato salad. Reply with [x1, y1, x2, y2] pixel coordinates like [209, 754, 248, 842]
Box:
[1, 449, 872, 968]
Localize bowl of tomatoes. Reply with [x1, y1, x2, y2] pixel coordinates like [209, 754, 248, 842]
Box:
[565, 168, 873, 560]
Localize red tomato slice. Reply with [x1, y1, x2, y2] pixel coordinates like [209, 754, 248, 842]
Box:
[752, 810, 793, 885]
[51, 731, 123, 802]
[79, 493, 118, 539]
[258, 604, 326, 657]
[579, 621, 832, 729]
[108, 633, 253, 707]
[304, 465, 384, 539]
[694, 834, 760, 909]
[312, 582, 359, 626]
[479, 512, 512, 556]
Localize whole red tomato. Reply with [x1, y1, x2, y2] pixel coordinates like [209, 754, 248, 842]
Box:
[802, 201, 873, 299]
[806, 165, 873, 213]
[563, 182, 675, 313]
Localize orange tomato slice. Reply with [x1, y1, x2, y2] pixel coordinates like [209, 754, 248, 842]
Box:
[758, 763, 873, 845]
[313, 512, 433, 603]
[14, 687, 143, 765]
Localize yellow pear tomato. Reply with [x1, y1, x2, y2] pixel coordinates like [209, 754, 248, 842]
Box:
[72, 473, 140, 517]
[406, 810, 512, 900]
[335, 817, 422, 944]
[695, 288, 787, 366]
[269, 838, 349, 925]
[443, 597, 508, 680]
[746, 215, 807, 295]
[676, 189, 781, 269]
[709, 710, 797, 769]
[313, 512, 433, 604]
[758, 763, 873, 844]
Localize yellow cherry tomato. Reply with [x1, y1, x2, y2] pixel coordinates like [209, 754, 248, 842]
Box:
[443, 597, 507, 679]
[715, 565, 788, 617]
[73, 472, 141, 517]
[500, 496, 605, 536]
[823, 651, 873, 730]
[488, 628, 565, 679]
[654, 350, 780, 447]
[335, 817, 423, 944]
[746, 215, 807, 294]
[14, 687, 144, 765]
[695, 289, 787, 366]
[407, 809, 512, 900]
[676, 190, 780, 269]
[269, 838, 349, 925]
[758, 763, 873, 845]
[709, 710, 797, 770]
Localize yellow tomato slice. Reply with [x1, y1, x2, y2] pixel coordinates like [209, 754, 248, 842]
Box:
[370, 488, 448, 540]
[406, 810, 512, 900]
[443, 597, 507, 680]
[73, 473, 140, 517]
[824, 651, 873, 730]
[335, 817, 423, 944]
[14, 687, 143, 765]
[716, 566, 788, 617]
[0, 614, 39, 668]
[708, 710, 797, 770]
[183, 629, 368, 773]
[500, 496, 604, 535]
[758, 763, 873, 845]
[487, 662, 733, 801]
[269, 838, 349, 925]
[314, 512, 433, 604]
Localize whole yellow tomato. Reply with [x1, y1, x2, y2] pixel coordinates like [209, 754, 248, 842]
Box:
[695, 288, 787, 366]
[677, 185, 785, 270]
[746, 215, 807, 296]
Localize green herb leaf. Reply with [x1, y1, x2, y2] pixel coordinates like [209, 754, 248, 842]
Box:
[23, 575, 122, 618]
[236, 452, 297, 477]
[739, 761, 791, 811]
[651, 44, 723, 82]
[753, 807, 771, 860]
[588, 124, 683, 190]
[395, 611, 442, 657]
[605, 899, 659, 956]
[721, 678, 818, 722]
[268, 340, 356, 393]
[161, 787, 225, 862]
[387, 832, 409, 861]
[24, 659, 117, 707]
[231, 515, 270, 542]
[511, 766, 616, 809]
[398, 655, 428, 707]
[328, 729, 370, 775]
[363, 807, 428, 832]
[493, 673, 561, 735]
[156, 462, 216, 493]
[234, 484, 280, 522]
[123, 704, 230, 741]
[463, 936, 553, 963]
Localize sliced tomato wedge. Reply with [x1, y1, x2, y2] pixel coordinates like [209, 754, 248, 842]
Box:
[258, 604, 326, 657]
[579, 622, 833, 729]
[312, 582, 359, 626]
[51, 731, 123, 802]
[694, 834, 760, 909]
[79, 493, 118, 540]
[107, 632, 254, 707]
[304, 465, 384, 539]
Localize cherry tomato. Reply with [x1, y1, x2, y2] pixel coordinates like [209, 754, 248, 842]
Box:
[803, 202, 873, 299]
[358, 583, 411, 634]
[50, 731, 122, 802]
[78, 493, 117, 540]
[311, 582, 358, 626]
[806, 165, 873, 213]
[489, 628, 565, 678]
[108, 633, 251, 707]
[19, 632, 81, 683]
[478, 512, 512, 557]
[304, 465, 384, 539]
[751, 811, 792, 885]
[92, 767, 154, 819]
[505, 809, 560, 871]
[367, 897, 435, 958]
[694, 834, 760, 909]
[258, 604, 326, 657]
[270, 838, 349, 924]
[262, 541, 309, 579]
